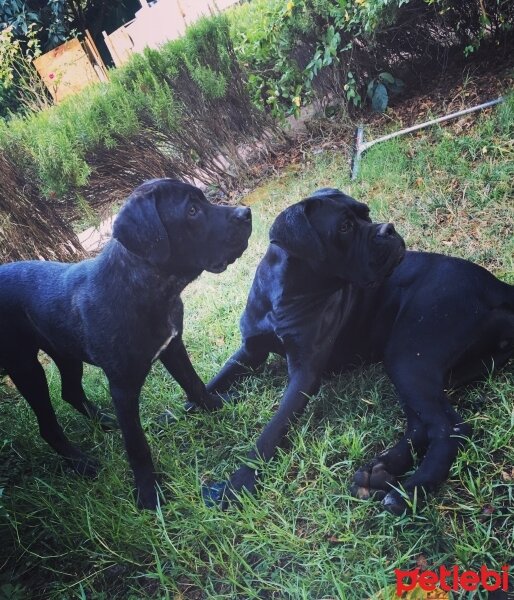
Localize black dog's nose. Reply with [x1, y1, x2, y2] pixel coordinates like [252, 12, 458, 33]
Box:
[231, 206, 251, 222]
[376, 223, 396, 238]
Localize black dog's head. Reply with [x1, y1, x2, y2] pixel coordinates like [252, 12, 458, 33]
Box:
[269, 188, 405, 287]
[112, 179, 252, 276]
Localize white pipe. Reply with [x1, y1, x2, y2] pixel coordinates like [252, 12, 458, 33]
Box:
[351, 96, 505, 180]
[360, 97, 504, 152]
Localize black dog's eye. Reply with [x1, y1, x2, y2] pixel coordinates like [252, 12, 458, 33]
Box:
[340, 221, 353, 234]
[188, 205, 199, 217]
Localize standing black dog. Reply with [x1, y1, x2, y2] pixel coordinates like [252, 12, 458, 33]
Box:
[0, 178, 251, 509]
[203, 188, 514, 514]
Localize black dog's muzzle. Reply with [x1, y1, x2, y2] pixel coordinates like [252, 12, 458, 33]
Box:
[367, 222, 406, 284]
[207, 206, 252, 274]
[230, 206, 252, 224]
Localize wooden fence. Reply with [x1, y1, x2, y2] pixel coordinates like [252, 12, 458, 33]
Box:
[33, 31, 108, 103]
[103, 0, 241, 67]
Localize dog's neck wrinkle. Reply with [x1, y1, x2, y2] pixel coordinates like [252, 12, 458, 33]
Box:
[95, 240, 194, 297]
[275, 258, 359, 339]
[285, 255, 381, 301]
[285, 256, 345, 297]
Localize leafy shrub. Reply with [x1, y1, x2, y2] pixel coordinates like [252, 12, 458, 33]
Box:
[228, 0, 514, 118]
[0, 23, 51, 119]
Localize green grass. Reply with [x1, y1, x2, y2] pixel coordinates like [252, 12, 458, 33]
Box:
[1, 96, 513, 599]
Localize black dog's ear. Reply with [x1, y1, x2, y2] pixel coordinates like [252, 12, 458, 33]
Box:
[269, 199, 325, 262]
[311, 187, 371, 222]
[112, 185, 170, 266]
[310, 187, 342, 198]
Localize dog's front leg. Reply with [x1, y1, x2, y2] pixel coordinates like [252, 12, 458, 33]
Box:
[159, 337, 223, 411]
[109, 380, 160, 509]
[204, 355, 322, 508]
[207, 336, 270, 395]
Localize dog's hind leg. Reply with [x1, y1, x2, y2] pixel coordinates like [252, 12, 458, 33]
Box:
[51, 355, 118, 430]
[355, 304, 513, 514]
[5, 354, 99, 477]
[379, 364, 471, 515]
[446, 307, 514, 389]
[351, 406, 428, 501]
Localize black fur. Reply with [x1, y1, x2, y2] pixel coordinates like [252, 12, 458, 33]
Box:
[0, 178, 251, 509]
[203, 188, 514, 514]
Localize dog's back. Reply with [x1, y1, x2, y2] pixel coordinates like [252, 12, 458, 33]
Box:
[0, 260, 89, 364]
[386, 251, 514, 353]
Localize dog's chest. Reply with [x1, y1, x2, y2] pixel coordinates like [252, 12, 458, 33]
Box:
[150, 296, 183, 362]
[152, 326, 178, 362]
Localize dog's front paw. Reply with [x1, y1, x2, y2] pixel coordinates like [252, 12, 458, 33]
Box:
[202, 481, 231, 508]
[202, 466, 258, 510]
[186, 391, 231, 413]
[153, 393, 225, 427]
[350, 459, 397, 501]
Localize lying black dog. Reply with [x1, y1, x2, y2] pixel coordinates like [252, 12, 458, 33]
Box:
[0, 178, 251, 509]
[203, 188, 514, 514]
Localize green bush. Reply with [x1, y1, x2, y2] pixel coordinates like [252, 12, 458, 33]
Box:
[227, 0, 407, 117]
[228, 0, 514, 118]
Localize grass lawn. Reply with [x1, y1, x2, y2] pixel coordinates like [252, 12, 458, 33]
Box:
[1, 95, 513, 599]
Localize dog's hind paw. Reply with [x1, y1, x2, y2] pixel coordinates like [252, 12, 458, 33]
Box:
[382, 489, 411, 516]
[66, 454, 100, 478]
[350, 460, 397, 501]
[96, 410, 118, 431]
[84, 404, 118, 431]
[155, 408, 180, 427]
[135, 486, 164, 511]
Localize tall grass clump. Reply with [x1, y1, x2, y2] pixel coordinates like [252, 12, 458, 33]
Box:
[0, 146, 84, 262]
